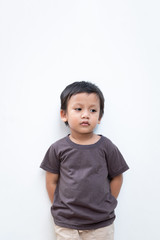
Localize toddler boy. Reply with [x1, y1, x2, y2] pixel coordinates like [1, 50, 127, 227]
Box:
[40, 81, 129, 240]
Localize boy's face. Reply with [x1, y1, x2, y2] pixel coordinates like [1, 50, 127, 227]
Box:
[61, 93, 101, 136]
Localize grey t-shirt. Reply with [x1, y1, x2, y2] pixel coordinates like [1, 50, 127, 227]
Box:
[40, 135, 129, 230]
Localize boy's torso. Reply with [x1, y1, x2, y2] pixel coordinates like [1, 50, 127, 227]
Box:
[51, 136, 117, 229]
[40, 135, 129, 230]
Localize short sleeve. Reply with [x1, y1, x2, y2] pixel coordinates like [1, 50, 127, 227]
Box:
[106, 146, 129, 180]
[40, 145, 60, 174]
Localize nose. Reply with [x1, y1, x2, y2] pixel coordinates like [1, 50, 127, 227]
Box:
[81, 110, 89, 119]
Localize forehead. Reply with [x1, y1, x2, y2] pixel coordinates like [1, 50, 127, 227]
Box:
[68, 93, 100, 106]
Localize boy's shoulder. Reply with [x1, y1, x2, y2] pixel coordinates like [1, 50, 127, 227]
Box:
[101, 135, 117, 148]
[102, 135, 113, 144]
[100, 135, 122, 156]
[45, 136, 70, 158]
[49, 136, 68, 148]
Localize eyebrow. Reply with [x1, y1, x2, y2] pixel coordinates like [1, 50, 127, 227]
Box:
[89, 104, 98, 108]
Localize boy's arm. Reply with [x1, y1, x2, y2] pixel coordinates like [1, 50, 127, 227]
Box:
[110, 174, 123, 199]
[46, 172, 59, 203]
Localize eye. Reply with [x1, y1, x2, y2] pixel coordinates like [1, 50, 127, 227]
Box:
[75, 108, 82, 111]
[90, 109, 96, 113]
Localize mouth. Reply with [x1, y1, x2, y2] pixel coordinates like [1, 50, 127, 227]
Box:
[80, 121, 90, 126]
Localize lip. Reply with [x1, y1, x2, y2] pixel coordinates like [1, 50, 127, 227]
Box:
[80, 121, 90, 126]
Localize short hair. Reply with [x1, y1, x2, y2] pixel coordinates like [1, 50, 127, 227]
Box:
[60, 81, 105, 125]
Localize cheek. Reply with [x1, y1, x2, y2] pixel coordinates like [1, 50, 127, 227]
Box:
[93, 112, 100, 119]
[67, 113, 79, 123]
[93, 116, 101, 124]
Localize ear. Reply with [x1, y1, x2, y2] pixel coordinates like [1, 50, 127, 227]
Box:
[60, 109, 68, 123]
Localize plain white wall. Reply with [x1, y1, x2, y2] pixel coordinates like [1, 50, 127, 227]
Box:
[0, 0, 160, 239]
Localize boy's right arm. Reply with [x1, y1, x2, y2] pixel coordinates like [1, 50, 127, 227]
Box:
[46, 172, 59, 203]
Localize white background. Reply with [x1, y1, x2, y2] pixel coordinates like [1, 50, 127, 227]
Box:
[0, 1, 160, 239]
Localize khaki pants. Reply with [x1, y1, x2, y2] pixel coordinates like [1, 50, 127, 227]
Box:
[54, 224, 114, 240]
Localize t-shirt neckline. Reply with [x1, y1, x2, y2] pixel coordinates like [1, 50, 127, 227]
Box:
[66, 134, 103, 149]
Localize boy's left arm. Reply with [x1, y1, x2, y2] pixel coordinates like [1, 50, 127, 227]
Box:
[110, 174, 123, 199]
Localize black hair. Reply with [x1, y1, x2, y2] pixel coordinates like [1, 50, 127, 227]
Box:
[60, 81, 105, 125]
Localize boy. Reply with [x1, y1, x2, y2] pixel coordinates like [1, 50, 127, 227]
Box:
[40, 81, 129, 240]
